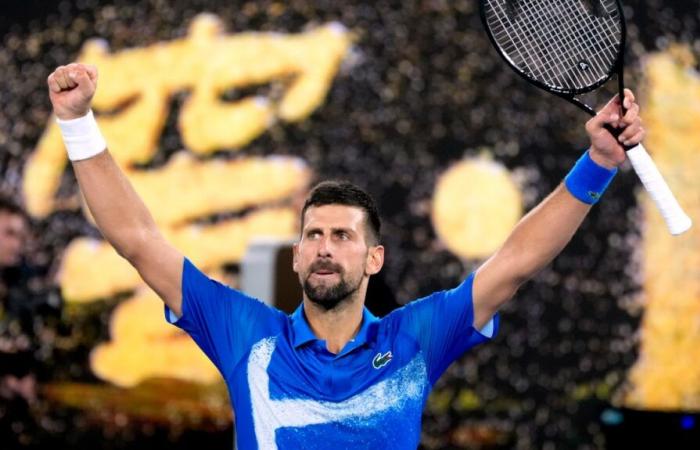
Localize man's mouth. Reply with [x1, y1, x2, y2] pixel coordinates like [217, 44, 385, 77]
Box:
[313, 270, 337, 276]
[309, 260, 342, 277]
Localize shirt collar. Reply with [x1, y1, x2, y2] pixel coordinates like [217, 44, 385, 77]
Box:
[291, 303, 379, 352]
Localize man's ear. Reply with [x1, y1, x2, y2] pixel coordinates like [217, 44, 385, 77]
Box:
[366, 245, 384, 276]
[292, 242, 300, 273]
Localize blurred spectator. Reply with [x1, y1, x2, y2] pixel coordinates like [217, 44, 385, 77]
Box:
[0, 196, 61, 447]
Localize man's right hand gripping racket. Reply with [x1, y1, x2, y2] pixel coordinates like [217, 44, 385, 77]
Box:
[480, 0, 692, 235]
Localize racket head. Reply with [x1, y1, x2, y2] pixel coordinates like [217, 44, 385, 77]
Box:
[480, 0, 626, 96]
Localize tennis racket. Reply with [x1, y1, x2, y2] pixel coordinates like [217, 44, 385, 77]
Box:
[480, 0, 692, 235]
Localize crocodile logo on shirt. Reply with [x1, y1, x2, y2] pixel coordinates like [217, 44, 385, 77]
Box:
[372, 351, 393, 369]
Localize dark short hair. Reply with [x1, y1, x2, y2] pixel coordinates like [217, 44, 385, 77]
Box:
[0, 195, 27, 221]
[301, 181, 381, 244]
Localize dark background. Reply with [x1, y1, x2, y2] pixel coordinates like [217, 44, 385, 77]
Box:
[1, 0, 699, 448]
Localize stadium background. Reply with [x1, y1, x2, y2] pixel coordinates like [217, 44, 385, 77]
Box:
[0, 0, 698, 448]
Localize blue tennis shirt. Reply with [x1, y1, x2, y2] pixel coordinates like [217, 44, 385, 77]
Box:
[166, 259, 498, 449]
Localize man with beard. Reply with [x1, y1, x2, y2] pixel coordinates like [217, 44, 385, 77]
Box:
[47, 63, 644, 449]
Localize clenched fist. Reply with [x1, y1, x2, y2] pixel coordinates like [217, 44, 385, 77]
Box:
[47, 63, 98, 120]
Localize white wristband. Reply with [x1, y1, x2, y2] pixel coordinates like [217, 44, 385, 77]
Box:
[56, 110, 107, 161]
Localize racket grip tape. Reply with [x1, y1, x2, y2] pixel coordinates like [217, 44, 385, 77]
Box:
[626, 144, 692, 235]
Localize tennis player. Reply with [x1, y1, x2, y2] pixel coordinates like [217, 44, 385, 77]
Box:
[47, 63, 643, 449]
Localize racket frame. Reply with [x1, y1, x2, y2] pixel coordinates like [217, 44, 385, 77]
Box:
[479, 0, 628, 117]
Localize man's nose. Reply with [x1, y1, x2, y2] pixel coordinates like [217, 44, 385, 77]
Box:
[317, 236, 333, 257]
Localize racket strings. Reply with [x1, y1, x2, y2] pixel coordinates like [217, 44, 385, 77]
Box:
[488, 3, 580, 87]
[563, 0, 620, 66]
[485, 0, 621, 91]
[507, 0, 615, 86]
[518, 1, 583, 85]
[555, 1, 615, 82]
[518, 0, 617, 87]
[500, 0, 613, 87]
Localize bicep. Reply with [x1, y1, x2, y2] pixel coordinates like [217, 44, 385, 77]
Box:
[129, 231, 184, 316]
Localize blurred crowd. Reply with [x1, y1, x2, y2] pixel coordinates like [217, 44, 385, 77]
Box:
[0, 197, 62, 447]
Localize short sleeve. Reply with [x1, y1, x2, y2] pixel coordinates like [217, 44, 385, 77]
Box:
[164, 258, 286, 377]
[388, 273, 499, 385]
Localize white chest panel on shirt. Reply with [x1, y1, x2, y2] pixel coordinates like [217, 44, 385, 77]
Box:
[247, 336, 428, 450]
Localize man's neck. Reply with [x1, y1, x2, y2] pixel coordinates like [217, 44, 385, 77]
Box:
[303, 294, 365, 354]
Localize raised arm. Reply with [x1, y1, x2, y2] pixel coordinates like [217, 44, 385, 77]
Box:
[48, 63, 184, 316]
[472, 90, 644, 329]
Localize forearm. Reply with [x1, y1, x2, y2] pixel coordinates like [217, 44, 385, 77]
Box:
[473, 183, 593, 328]
[498, 184, 590, 283]
[473, 150, 618, 327]
[489, 149, 617, 285]
[73, 150, 160, 261]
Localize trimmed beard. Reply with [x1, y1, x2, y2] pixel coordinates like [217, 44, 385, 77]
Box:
[302, 272, 363, 311]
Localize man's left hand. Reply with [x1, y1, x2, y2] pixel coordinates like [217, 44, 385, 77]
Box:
[585, 88, 646, 169]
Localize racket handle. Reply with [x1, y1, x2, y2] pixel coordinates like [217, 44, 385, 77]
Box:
[626, 144, 692, 235]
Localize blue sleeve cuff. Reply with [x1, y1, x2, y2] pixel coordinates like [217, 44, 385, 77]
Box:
[165, 305, 180, 324]
[479, 317, 495, 338]
[564, 150, 617, 204]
